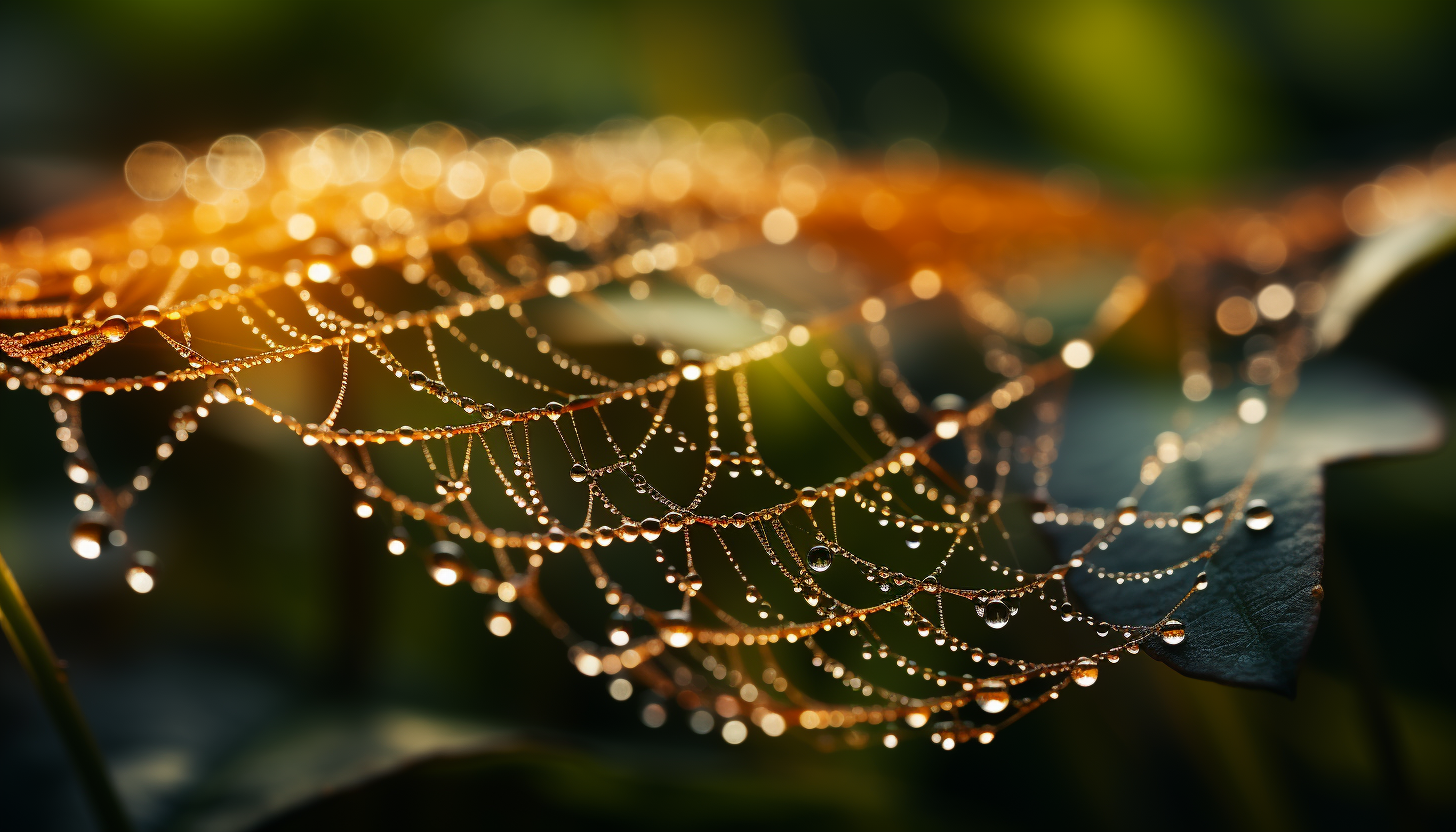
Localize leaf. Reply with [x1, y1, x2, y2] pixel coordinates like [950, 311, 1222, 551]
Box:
[166, 708, 519, 832]
[1049, 359, 1441, 696]
[1316, 213, 1456, 348]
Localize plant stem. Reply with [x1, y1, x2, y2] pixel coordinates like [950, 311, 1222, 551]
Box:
[0, 549, 131, 832]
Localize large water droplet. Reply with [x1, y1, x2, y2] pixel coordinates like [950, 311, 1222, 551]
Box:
[974, 679, 1009, 713]
[1116, 496, 1138, 526]
[607, 609, 632, 646]
[1244, 499, 1274, 530]
[1071, 657, 1099, 687]
[807, 544, 833, 573]
[984, 599, 1011, 629]
[70, 513, 110, 559]
[1159, 619, 1187, 645]
[1177, 506, 1205, 534]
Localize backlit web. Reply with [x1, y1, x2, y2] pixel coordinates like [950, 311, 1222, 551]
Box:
[0, 118, 1416, 749]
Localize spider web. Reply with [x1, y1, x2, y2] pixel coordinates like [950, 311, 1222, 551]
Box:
[0, 119, 1387, 749]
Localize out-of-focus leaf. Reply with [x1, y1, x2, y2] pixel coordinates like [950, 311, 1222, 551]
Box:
[1049, 360, 1441, 695]
[167, 708, 517, 832]
[1317, 213, 1456, 348]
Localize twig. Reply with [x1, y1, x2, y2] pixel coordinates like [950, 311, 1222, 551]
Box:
[0, 549, 131, 832]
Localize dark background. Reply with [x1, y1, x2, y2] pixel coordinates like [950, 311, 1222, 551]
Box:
[1, 1, 1453, 830]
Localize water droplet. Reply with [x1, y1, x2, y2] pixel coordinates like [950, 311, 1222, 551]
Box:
[807, 544, 833, 573]
[984, 599, 1011, 629]
[685, 571, 703, 592]
[70, 513, 111, 559]
[97, 315, 129, 343]
[544, 401, 564, 420]
[663, 511, 685, 533]
[125, 565, 155, 594]
[745, 585, 761, 604]
[617, 521, 641, 542]
[428, 541, 467, 586]
[210, 376, 239, 403]
[1244, 499, 1274, 530]
[486, 600, 514, 636]
[798, 487, 818, 507]
[1071, 657, 1098, 687]
[1159, 619, 1187, 645]
[1058, 602, 1075, 622]
[139, 305, 163, 327]
[1177, 507, 1205, 534]
[1094, 621, 1111, 637]
[569, 463, 588, 483]
[1194, 571, 1209, 591]
[607, 609, 632, 646]
[407, 370, 429, 391]
[386, 526, 409, 555]
[974, 679, 1009, 713]
[1116, 497, 1138, 525]
[640, 517, 662, 541]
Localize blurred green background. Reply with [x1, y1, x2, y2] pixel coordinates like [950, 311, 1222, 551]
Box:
[1, 1, 1454, 830]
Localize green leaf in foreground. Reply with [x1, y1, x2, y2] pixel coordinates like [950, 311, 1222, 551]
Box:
[1050, 360, 1441, 696]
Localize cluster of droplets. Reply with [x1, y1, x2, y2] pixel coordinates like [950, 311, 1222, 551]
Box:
[2, 114, 1381, 752]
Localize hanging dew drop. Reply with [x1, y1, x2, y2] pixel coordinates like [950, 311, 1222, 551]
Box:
[1177, 506, 1205, 534]
[807, 544, 833, 572]
[70, 513, 111, 559]
[1116, 497, 1138, 526]
[974, 679, 1009, 713]
[984, 599, 1011, 629]
[1071, 657, 1099, 687]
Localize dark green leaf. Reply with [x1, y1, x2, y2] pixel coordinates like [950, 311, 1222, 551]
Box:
[1053, 360, 1441, 695]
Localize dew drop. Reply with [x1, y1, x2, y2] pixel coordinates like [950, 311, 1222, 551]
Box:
[1244, 499, 1274, 531]
[1177, 506, 1205, 534]
[974, 679, 1009, 713]
[640, 517, 662, 541]
[984, 599, 1011, 629]
[807, 544, 833, 573]
[70, 513, 111, 559]
[1159, 619, 1187, 645]
[1071, 657, 1099, 687]
[1116, 496, 1138, 526]
[97, 315, 130, 343]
